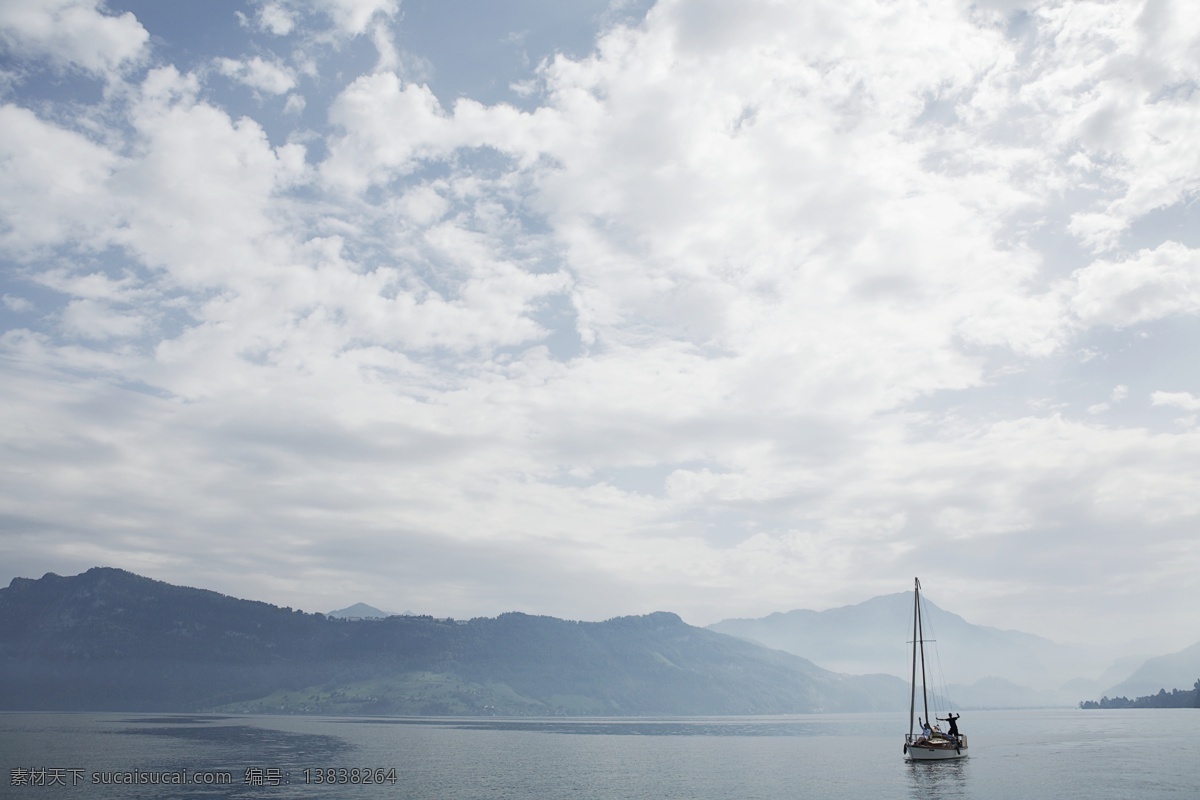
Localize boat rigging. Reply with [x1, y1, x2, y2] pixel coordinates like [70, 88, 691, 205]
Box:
[903, 577, 968, 761]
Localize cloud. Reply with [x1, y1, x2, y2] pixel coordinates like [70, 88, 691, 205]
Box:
[513, 0, 1072, 406]
[319, 74, 542, 193]
[111, 67, 309, 283]
[1151, 391, 1200, 411]
[283, 93, 306, 114]
[1069, 241, 1200, 327]
[4, 0, 1200, 651]
[1088, 384, 1129, 415]
[60, 298, 147, 340]
[257, 3, 297, 36]
[0, 0, 148, 76]
[320, 74, 454, 191]
[215, 56, 297, 95]
[1033, 0, 1200, 252]
[3, 294, 35, 313]
[306, 0, 399, 37]
[0, 104, 121, 255]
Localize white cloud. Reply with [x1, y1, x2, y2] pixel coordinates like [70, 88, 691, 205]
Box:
[60, 298, 146, 340]
[311, 0, 398, 37]
[258, 3, 296, 36]
[505, 0, 1072, 411]
[1069, 241, 1200, 327]
[0, 0, 148, 76]
[320, 74, 448, 191]
[283, 93, 306, 115]
[215, 56, 297, 95]
[3, 294, 35, 313]
[1089, 384, 1129, 414]
[1022, 0, 1200, 252]
[0, 104, 121, 255]
[5, 0, 1200, 650]
[110, 67, 309, 285]
[35, 269, 144, 302]
[318, 74, 530, 192]
[369, 16, 400, 72]
[1151, 391, 1200, 411]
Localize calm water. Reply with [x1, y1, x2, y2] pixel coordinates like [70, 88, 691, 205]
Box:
[2, 709, 1196, 799]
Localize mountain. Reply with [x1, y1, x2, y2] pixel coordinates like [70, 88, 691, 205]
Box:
[946, 677, 1072, 710]
[0, 568, 905, 715]
[1103, 641, 1200, 700]
[327, 603, 400, 619]
[709, 592, 1106, 707]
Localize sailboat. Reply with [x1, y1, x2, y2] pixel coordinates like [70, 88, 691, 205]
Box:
[903, 577, 968, 760]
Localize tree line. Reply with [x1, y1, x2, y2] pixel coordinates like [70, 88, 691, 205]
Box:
[1079, 680, 1200, 709]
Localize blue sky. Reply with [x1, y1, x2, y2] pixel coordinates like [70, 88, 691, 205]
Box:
[2, 0, 1199, 655]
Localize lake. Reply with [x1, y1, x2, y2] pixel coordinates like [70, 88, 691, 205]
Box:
[2, 709, 1196, 799]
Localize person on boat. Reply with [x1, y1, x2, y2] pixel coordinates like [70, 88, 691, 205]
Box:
[918, 718, 932, 741]
[937, 713, 961, 737]
[937, 713, 961, 744]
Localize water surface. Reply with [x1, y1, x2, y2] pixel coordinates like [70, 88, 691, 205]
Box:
[2, 709, 1195, 799]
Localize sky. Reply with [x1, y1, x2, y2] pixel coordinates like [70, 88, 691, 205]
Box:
[1, 0, 1199, 655]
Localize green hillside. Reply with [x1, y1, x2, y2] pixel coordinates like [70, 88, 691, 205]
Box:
[0, 568, 904, 715]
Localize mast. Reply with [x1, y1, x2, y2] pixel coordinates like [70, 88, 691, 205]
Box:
[909, 578, 918, 736]
[916, 578, 930, 724]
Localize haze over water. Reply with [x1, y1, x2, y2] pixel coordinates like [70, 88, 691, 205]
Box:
[2, 709, 1196, 799]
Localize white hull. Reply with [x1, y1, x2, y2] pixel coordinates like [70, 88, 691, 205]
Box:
[905, 735, 968, 761]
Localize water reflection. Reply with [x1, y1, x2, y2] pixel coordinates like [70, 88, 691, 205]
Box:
[98, 717, 356, 799]
[338, 716, 862, 738]
[116, 721, 352, 764]
[447, 720, 838, 737]
[906, 758, 968, 799]
[117, 716, 238, 725]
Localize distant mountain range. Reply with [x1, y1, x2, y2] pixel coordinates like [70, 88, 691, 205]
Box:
[2, 568, 1192, 714]
[1104, 641, 1200, 700]
[709, 592, 1080, 689]
[708, 592, 1200, 708]
[0, 568, 903, 715]
[327, 603, 406, 619]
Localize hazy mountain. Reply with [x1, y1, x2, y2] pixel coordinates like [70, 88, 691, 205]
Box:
[1059, 653, 1158, 705]
[0, 568, 905, 716]
[327, 603, 400, 619]
[946, 677, 1072, 710]
[1103, 641, 1200, 700]
[709, 591, 1112, 707]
